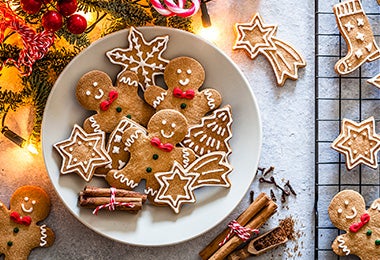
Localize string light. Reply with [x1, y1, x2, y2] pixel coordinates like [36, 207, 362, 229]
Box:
[200, 0, 212, 27]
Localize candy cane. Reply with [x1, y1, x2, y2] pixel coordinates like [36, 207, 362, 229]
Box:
[150, 0, 200, 17]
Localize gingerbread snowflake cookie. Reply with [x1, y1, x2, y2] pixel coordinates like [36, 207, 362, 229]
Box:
[333, 0, 380, 75]
[76, 70, 155, 133]
[106, 26, 169, 91]
[0, 186, 54, 259]
[54, 124, 111, 182]
[105, 109, 196, 201]
[331, 117, 380, 170]
[233, 13, 306, 86]
[329, 190, 380, 259]
[144, 56, 222, 125]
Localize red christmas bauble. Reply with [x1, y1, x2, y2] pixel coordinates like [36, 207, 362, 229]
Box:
[42, 11, 63, 32]
[66, 14, 87, 34]
[57, 0, 78, 17]
[20, 0, 43, 14]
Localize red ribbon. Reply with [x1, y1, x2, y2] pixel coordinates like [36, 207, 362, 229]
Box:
[10, 211, 32, 226]
[92, 187, 135, 215]
[173, 87, 195, 99]
[100, 90, 119, 111]
[150, 137, 174, 152]
[219, 220, 259, 247]
[349, 213, 370, 233]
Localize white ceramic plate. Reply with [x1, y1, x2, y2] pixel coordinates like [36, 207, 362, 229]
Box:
[42, 26, 262, 246]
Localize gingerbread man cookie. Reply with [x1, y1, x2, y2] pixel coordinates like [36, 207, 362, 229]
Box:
[0, 186, 55, 259]
[329, 190, 380, 259]
[144, 56, 222, 125]
[76, 70, 155, 133]
[105, 109, 196, 201]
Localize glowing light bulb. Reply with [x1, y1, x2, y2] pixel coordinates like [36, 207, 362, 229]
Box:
[197, 26, 219, 43]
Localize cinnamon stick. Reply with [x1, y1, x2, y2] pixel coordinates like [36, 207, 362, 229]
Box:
[199, 192, 271, 259]
[209, 201, 278, 260]
[78, 195, 143, 211]
[83, 186, 147, 202]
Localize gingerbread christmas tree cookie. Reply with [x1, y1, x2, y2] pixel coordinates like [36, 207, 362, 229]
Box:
[106, 26, 170, 91]
[54, 124, 111, 182]
[331, 117, 380, 170]
[329, 190, 380, 259]
[233, 13, 306, 86]
[333, 0, 380, 75]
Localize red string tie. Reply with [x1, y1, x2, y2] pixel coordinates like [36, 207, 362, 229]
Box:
[92, 187, 135, 215]
[218, 220, 259, 247]
[349, 213, 370, 233]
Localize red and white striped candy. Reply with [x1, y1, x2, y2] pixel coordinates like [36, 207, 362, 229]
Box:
[150, 0, 200, 18]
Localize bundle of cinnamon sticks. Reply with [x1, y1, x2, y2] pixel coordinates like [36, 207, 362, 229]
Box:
[78, 186, 147, 214]
[199, 192, 277, 259]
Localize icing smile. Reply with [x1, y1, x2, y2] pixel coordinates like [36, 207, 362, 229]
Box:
[161, 129, 174, 139]
[179, 78, 190, 86]
[94, 89, 104, 99]
[21, 203, 33, 213]
[346, 206, 357, 219]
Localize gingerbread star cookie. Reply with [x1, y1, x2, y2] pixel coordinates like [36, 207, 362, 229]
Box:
[54, 124, 111, 182]
[106, 26, 170, 91]
[331, 117, 380, 170]
[233, 13, 306, 86]
[328, 190, 380, 259]
[367, 73, 380, 89]
[0, 186, 55, 259]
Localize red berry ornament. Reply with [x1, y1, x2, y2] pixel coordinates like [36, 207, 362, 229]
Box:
[66, 14, 87, 34]
[42, 11, 63, 32]
[21, 0, 43, 14]
[57, 0, 78, 17]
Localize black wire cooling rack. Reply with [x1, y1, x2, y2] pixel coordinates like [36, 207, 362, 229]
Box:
[315, 0, 380, 259]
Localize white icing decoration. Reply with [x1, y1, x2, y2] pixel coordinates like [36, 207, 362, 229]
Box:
[344, 22, 354, 32]
[337, 236, 350, 255]
[89, 116, 101, 133]
[186, 69, 192, 74]
[357, 18, 364, 26]
[171, 123, 176, 128]
[344, 200, 349, 206]
[371, 202, 380, 211]
[114, 135, 122, 143]
[21, 203, 33, 213]
[204, 90, 216, 109]
[112, 146, 120, 154]
[119, 76, 138, 87]
[94, 89, 104, 100]
[118, 160, 126, 170]
[86, 90, 91, 96]
[355, 49, 363, 58]
[345, 207, 357, 219]
[124, 129, 144, 147]
[24, 197, 29, 202]
[144, 187, 158, 196]
[40, 225, 48, 247]
[152, 92, 167, 108]
[162, 120, 167, 125]
[179, 78, 190, 86]
[337, 208, 343, 214]
[177, 69, 182, 74]
[356, 32, 364, 41]
[113, 171, 138, 188]
[366, 43, 373, 52]
[194, 131, 204, 137]
[161, 129, 174, 139]
[93, 82, 98, 87]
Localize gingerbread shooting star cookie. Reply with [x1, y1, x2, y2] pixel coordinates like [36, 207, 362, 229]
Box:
[367, 73, 380, 89]
[54, 124, 111, 182]
[331, 117, 380, 170]
[233, 13, 306, 86]
[106, 26, 170, 91]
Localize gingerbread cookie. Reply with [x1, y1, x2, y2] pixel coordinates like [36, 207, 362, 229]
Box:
[54, 124, 111, 182]
[233, 13, 306, 86]
[367, 73, 380, 89]
[181, 105, 233, 157]
[144, 56, 222, 125]
[106, 26, 169, 91]
[333, 0, 380, 75]
[95, 117, 147, 177]
[328, 190, 380, 259]
[105, 109, 196, 201]
[76, 70, 155, 133]
[0, 186, 54, 259]
[154, 151, 233, 213]
[331, 117, 380, 170]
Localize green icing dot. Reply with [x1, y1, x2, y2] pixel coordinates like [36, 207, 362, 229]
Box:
[367, 230, 372, 236]
[7, 241, 13, 246]
[146, 167, 152, 173]
[127, 114, 132, 119]
[180, 103, 187, 109]
[375, 240, 380, 246]
[152, 154, 159, 160]
[116, 107, 122, 113]
[13, 227, 19, 233]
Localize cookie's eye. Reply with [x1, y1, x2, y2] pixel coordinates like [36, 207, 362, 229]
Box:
[344, 200, 349, 206]
[32, 200, 36, 205]
[338, 208, 343, 214]
[24, 197, 29, 202]
[86, 90, 91, 96]
[171, 123, 176, 128]
[177, 69, 182, 74]
[187, 69, 192, 75]
[162, 120, 167, 125]
[93, 82, 98, 87]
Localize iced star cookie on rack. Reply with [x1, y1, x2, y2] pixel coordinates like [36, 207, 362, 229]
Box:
[329, 190, 380, 259]
[144, 56, 222, 125]
[54, 124, 111, 182]
[0, 186, 55, 259]
[106, 26, 170, 91]
[76, 70, 155, 133]
[331, 117, 380, 170]
[105, 109, 196, 202]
